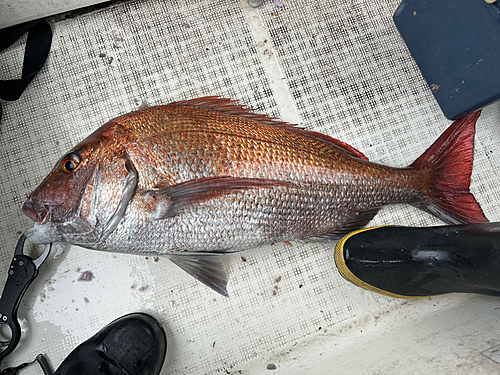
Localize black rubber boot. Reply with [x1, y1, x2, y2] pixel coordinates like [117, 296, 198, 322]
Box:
[53, 313, 167, 375]
[334, 223, 500, 298]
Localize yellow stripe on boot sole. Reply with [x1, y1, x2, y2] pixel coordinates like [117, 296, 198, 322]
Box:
[334, 226, 436, 299]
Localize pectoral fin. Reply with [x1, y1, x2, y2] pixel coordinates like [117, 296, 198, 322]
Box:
[167, 252, 231, 297]
[154, 176, 293, 219]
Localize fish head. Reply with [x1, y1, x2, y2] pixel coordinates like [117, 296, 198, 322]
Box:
[23, 123, 138, 246]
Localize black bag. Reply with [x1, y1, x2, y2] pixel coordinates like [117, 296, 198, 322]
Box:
[0, 20, 52, 123]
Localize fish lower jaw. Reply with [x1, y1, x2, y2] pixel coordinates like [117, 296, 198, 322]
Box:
[22, 200, 50, 224]
[24, 223, 61, 244]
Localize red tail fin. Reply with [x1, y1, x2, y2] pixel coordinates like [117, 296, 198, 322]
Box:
[410, 111, 488, 224]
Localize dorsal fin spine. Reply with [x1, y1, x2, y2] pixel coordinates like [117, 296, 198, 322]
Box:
[169, 96, 368, 160]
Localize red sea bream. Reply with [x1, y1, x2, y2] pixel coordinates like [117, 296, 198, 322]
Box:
[22, 97, 488, 295]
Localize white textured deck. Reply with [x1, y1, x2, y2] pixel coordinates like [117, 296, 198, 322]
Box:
[0, 0, 499, 373]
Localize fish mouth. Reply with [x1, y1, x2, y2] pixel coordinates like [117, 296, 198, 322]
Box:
[22, 200, 50, 224]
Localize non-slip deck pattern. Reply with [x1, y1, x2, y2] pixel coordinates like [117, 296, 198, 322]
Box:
[0, 0, 499, 373]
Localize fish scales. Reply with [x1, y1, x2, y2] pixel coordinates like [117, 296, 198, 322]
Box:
[122, 105, 414, 185]
[22, 97, 487, 295]
[97, 106, 421, 253]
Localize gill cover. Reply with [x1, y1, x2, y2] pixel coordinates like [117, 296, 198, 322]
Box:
[75, 156, 137, 246]
[25, 157, 137, 246]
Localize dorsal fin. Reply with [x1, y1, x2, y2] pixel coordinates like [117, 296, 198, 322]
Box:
[298, 130, 368, 160]
[169, 96, 368, 160]
[170, 96, 290, 126]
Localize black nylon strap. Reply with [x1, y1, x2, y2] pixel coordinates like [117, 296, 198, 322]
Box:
[0, 20, 52, 123]
[0, 354, 53, 375]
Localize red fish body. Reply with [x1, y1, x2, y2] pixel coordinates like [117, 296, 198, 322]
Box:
[22, 97, 487, 295]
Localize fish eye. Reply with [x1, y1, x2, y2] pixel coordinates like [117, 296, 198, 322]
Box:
[60, 152, 82, 173]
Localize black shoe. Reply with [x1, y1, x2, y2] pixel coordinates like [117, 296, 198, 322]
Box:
[53, 313, 166, 375]
[334, 223, 500, 298]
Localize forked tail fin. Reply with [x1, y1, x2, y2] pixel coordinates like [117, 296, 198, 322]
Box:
[410, 111, 488, 224]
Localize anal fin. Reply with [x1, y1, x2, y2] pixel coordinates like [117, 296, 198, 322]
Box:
[167, 252, 231, 297]
[314, 208, 380, 241]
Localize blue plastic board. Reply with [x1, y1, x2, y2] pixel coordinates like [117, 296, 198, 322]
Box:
[393, 0, 500, 120]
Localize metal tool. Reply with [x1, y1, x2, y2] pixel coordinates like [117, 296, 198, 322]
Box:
[0, 235, 51, 369]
